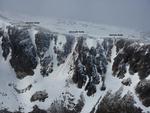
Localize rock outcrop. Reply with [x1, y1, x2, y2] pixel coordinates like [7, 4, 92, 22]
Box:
[48, 92, 84, 113]
[95, 88, 142, 113]
[30, 90, 48, 102]
[72, 37, 113, 96]
[113, 39, 150, 80]
[136, 80, 150, 107]
[1, 21, 150, 113]
[122, 78, 132, 86]
[35, 31, 54, 76]
[1, 26, 38, 79]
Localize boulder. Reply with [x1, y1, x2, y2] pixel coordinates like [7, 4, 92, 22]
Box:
[30, 90, 48, 102]
[122, 78, 132, 86]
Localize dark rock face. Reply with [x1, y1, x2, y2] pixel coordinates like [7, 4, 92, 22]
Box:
[40, 56, 53, 76]
[48, 92, 84, 113]
[63, 35, 75, 57]
[35, 32, 75, 76]
[1, 32, 10, 60]
[30, 90, 48, 102]
[102, 38, 113, 62]
[113, 39, 150, 79]
[72, 37, 113, 96]
[1, 26, 75, 78]
[2, 24, 150, 113]
[73, 59, 87, 88]
[95, 89, 142, 113]
[35, 31, 52, 58]
[136, 80, 150, 107]
[1, 26, 38, 79]
[35, 31, 54, 76]
[96, 43, 108, 75]
[115, 38, 134, 53]
[0, 28, 3, 37]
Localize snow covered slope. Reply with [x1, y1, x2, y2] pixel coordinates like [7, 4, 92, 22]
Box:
[0, 14, 150, 113]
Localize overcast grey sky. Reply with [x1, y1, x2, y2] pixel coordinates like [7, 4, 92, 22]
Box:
[0, 0, 150, 31]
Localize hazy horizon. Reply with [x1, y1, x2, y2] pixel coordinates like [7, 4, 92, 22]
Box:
[0, 0, 150, 31]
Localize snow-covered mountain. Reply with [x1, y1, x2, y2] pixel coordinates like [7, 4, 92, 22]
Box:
[0, 14, 150, 113]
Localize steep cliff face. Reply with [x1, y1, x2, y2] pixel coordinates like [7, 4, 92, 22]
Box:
[113, 39, 150, 79]
[72, 37, 112, 96]
[136, 80, 150, 107]
[95, 89, 142, 113]
[0, 18, 150, 113]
